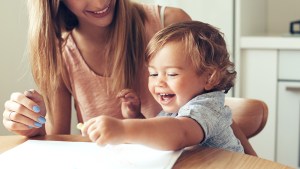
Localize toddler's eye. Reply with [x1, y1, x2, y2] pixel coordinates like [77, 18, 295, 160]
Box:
[168, 73, 178, 77]
[149, 73, 158, 77]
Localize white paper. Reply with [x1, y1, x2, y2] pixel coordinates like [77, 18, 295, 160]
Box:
[0, 140, 183, 169]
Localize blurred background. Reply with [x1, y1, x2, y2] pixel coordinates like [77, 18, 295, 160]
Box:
[0, 1, 33, 135]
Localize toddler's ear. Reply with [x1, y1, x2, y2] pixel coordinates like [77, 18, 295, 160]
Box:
[204, 70, 220, 91]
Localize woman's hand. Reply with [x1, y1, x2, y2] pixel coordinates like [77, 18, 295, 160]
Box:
[3, 89, 47, 136]
[117, 89, 143, 119]
[81, 116, 126, 146]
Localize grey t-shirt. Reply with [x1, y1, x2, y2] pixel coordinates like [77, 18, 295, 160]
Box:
[157, 91, 244, 153]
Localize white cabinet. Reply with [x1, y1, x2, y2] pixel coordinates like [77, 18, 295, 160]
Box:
[279, 50, 300, 80]
[239, 47, 277, 160]
[239, 39, 300, 165]
[277, 81, 300, 169]
[277, 50, 300, 169]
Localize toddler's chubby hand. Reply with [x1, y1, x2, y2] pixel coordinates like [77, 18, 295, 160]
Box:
[81, 116, 126, 146]
[117, 89, 143, 119]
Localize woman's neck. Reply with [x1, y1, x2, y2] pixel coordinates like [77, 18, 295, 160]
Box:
[74, 24, 109, 45]
[71, 25, 110, 76]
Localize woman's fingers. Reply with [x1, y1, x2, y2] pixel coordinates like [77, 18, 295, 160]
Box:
[3, 90, 46, 131]
[3, 119, 32, 131]
[24, 89, 45, 108]
[10, 92, 41, 113]
[5, 98, 45, 123]
[3, 108, 45, 129]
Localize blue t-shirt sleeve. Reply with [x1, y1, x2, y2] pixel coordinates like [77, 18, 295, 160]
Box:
[177, 93, 232, 143]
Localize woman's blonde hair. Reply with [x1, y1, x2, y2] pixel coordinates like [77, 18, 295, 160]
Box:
[146, 20, 236, 93]
[27, 0, 147, 116]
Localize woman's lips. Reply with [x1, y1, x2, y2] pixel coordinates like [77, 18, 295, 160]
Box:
[86, 1, 111, 18]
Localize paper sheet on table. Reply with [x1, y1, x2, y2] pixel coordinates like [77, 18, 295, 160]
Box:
[0, 140, 183, 169]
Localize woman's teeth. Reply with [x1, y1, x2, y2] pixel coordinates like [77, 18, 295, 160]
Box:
[93, 7, 109, 14]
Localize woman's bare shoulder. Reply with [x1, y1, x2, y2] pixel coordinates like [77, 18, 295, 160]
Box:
[163, 6, 192, 27]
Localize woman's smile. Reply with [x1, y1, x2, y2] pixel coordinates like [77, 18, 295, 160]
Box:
[85, 0, 112, 18]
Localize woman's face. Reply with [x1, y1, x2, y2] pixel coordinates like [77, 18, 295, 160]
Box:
[62, 0, 117, 28]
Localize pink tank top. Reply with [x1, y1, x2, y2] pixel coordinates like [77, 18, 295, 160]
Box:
[62, 4, 163, 122]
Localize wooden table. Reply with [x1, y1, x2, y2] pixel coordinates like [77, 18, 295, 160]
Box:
[0, 135, 292, 169]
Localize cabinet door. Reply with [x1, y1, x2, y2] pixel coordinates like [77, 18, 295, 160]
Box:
[277, 82, 300, 169]
[279, 50, 300, 80]
[239, 49, 277, 161]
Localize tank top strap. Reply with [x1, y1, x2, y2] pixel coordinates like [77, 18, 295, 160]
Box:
[160, 6, 166, 27]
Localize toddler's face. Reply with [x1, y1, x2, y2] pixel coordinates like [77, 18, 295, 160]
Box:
[147, 41, 209, 113]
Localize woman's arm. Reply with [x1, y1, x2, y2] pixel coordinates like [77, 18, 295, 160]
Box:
[162, 6, 192, 27]
[45, 77, 72, 134]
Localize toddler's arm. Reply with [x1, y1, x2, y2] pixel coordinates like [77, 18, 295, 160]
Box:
[82, 115, 204, 150]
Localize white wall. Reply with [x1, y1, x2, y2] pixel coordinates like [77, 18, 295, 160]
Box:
[0, 1, 80, 136]
[0, 1, 34, 135]
[239, 0, 300, 36]
[267, 0, 300, 35]
[137, 0, 234, 55]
